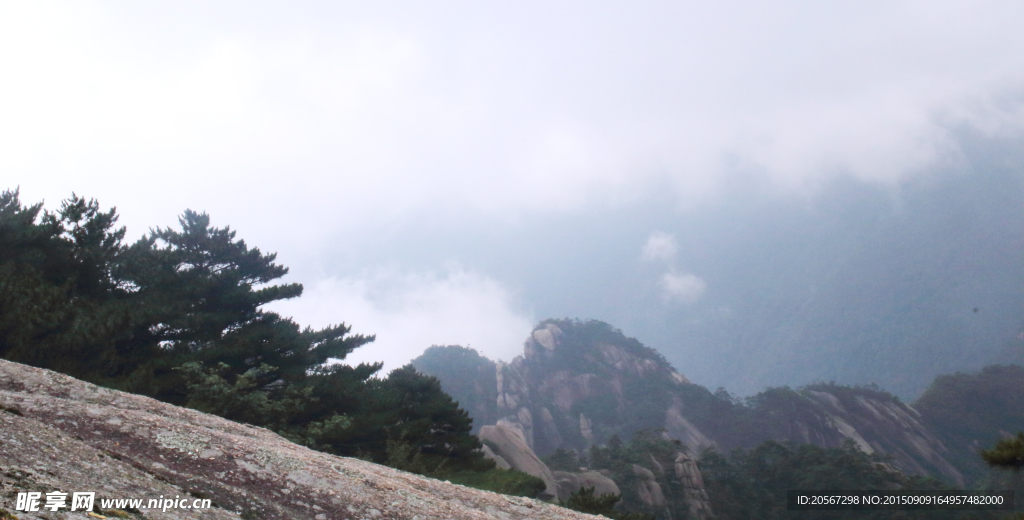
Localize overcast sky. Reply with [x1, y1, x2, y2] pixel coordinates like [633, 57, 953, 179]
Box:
[4, 1, 1024, 390]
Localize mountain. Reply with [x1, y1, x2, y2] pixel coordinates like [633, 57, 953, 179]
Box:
[0, 358, 601, 520]
[386, 134, 1024, 401]
[914, 364, 1024, 484]
[412, 319, 968, 487]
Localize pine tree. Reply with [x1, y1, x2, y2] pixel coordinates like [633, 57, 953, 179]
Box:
[376, 366, 490, 473]
[981, 432, 1024, 472]
[114, 210, 373, 403]
[0, 189, 137, 380]
[1, 192, 495, 484]
[295, 365, 491, 474]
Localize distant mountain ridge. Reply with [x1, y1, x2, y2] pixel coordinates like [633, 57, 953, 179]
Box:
[413, 319, 986, 486]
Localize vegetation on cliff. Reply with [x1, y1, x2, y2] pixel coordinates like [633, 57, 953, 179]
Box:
[414, 322, 958, 474]
[697, 439, 984, 520]
[562, 485, 653, 520]
[417, 319, 1024, 515]
[915, 364, 1024, 484]
[545, 426, 1013, 520]
[411, 345, 500, 433]
[581, 431, 696, 519]
[548, 429, 973, 520]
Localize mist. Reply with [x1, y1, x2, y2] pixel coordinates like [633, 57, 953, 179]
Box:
[4, 1, 1024, 399]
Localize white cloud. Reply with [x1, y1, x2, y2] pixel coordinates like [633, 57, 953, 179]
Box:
[641, 231, 677, 262]
[264, 267, 534, 374]
[6, 1, 1024, 244]
[643, 232, 706, 304]
[660, 272, 708, 305]
[4, 1, 1024, 286]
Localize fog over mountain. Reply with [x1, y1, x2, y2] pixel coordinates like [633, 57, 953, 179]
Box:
[5, 2, 1024, 399]
[303, 128, 1024, 399]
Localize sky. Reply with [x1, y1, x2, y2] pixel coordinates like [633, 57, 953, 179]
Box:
[4, 1, 1024, 396]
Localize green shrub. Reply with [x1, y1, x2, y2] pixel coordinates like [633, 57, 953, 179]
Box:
[544, 448, 581, 471]
[563, 486, 653, 520]
[445, 469, 547, 498]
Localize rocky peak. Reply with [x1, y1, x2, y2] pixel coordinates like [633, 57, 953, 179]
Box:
[520, 321, 679, 382]
[525, 323, 564, 358]
[413, 318, 972, 520]
[501, 320, 698, 456]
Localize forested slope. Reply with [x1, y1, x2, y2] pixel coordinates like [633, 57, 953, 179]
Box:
[0, 188, 541, 495]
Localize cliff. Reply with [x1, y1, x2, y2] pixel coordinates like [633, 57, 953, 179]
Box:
[413, 319, 965, 487]
[0, 358, 602, 520]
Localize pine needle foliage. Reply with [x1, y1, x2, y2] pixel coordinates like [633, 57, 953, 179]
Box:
[0, 189, 493, 481]
[563, 486, 653, 520]
[981, 432, 1024, 472]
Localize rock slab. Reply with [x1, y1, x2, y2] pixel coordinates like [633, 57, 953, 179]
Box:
[0, 359, 602, 520]
[478, 424, 558, 500]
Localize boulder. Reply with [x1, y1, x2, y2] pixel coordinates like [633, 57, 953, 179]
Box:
[675, 452, 714, 520]
[0, 359, 602, 520]
[538, 407, 563, 449]
[479, 424, 558, 500]
[551, 471, 620, 503]
[631, 464, 666, 509]
[533, 325, 561, 351]
[579, 413, 593, 441]
[481, 444, 511, 470]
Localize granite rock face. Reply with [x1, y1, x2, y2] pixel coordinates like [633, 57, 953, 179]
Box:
[416, 320, 965, 486]
[410, 319, 975, 520]
[630, 464, 666, 511]
[0, 359, 602, 520]
[768, 388, 966, 485]
[478, 425, 558, 500]
[496, 322, 702, 458]
[674, 452, 713, 520]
